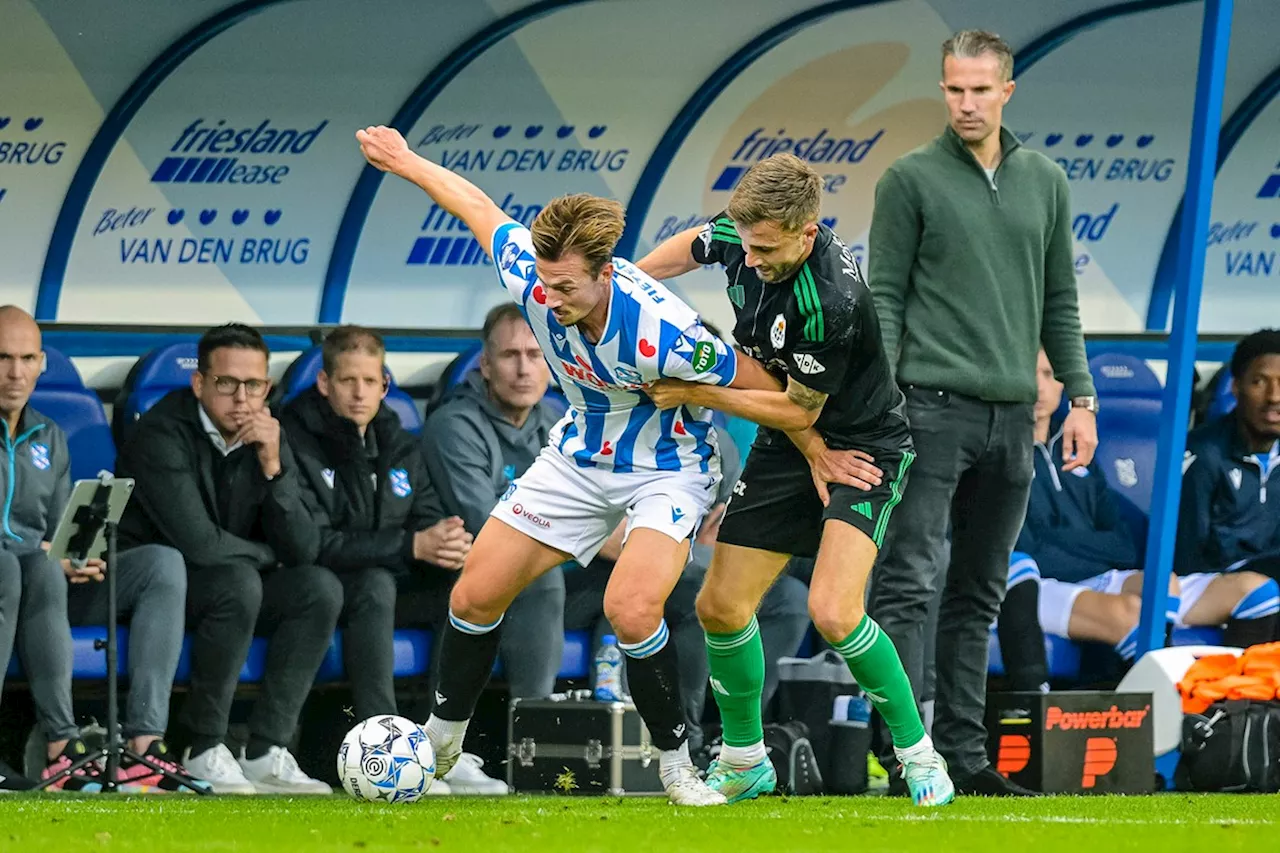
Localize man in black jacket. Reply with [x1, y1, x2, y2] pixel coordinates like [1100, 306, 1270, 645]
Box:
[283, 325, 472, 722]
[116, 324, 338, 795]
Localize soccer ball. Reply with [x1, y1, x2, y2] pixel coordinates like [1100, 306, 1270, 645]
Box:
[337, 715, 437, 803]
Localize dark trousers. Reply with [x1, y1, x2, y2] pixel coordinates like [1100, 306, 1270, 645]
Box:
[869, 387, 1034, 776]
[180, 563, 342, 748]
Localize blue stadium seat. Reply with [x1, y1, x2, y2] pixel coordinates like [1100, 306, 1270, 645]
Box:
[1088, 353, 1163, 515]
[7, 626, 128, 679]
[32, 347, 116, 480]
[278, 345, 423, 434]
[1206, 367, 1236, 421]
[442, 344, 483, 390]
[987, 629, 1082, 681]
[1171, 624, 1226, 646]
[172, 635, 269, 685]
[116, 342, 199, 443]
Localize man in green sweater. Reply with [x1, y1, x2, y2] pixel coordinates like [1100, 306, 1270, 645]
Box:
[867, 30, 1097, 796]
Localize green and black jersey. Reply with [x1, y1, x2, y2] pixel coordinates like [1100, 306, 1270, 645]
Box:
[691, 212, 907, 448]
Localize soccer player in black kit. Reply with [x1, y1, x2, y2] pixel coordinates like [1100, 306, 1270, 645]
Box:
[638, 153, 953, 806]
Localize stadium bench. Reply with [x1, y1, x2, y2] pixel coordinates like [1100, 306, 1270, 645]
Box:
[7, 627, 594, 684]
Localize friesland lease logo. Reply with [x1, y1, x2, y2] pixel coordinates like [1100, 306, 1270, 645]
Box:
[650, 43, 940, 254]
[151, 118, 328, 186]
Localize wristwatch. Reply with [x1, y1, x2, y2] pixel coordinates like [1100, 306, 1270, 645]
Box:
[1070, 395, 1101, 413]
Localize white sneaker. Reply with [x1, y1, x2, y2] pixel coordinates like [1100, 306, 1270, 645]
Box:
[182, 744, 256, 795]
[442, 753, 508, 795]
[238, 746, 332, 795]
[664, 766, 727, 807]
[423, 778, 452, 795]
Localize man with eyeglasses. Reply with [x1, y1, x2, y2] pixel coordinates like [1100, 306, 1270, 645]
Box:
[116, 323, 338, 795]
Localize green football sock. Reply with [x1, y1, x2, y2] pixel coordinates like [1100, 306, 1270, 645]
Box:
[832, 615, 926, 749]
[705, 616, 765, 747]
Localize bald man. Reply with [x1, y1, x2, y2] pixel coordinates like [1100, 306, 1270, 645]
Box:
[0, 306, 203, 793]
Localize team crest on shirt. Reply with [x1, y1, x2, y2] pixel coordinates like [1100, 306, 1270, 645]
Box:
[499, 240, 522, 272]
[320, 468, 336, 489]
[614, 365, 644, 386]
[389, 468, 412, 498]
[770, 314, 787, 350]
[502, 482, 517, 501]
[29, 443, 50, 471]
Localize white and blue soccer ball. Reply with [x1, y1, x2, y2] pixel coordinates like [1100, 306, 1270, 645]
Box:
[337, 715, 436, 803]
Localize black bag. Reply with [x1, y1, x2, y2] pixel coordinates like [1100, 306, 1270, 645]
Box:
[776, 650, 858, 783]
[763, 721, 823, 796]
[1176, 699, 1280, 792]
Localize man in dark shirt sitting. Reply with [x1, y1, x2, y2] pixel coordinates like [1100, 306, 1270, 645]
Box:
[117, 324, 338, 795]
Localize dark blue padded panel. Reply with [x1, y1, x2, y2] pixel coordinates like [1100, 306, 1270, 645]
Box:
[443, 345, 483, 390]
[1088, 353, 1163, 398]
[987, 629, 1082, 681]
[313, 630, 432, 683]
[1171, 625, 1226, 646]
[33, 347, 116, 479]
[489, 628, 592, 680]
[280, 346, 325, 404]
[279, 346, 423, 434]
[173, 635, 268, 685]
[7, 627, 127, 679]
[1206, 368, 1237, 421]
[121, 343, 199, 431]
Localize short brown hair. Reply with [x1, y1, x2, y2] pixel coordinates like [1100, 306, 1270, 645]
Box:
[482, 303, 527, 352]
[529, 193, 624, 276]
[725, 153, 821, 233]
[321, 325, 385, 375]
[942, 29, 1013, 82]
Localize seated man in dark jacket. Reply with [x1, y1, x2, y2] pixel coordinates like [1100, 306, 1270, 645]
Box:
[997, 350, 1277, 690]
[1176, 329, 1280, 608]
[116, 324, 338, 795]
[284, 326, 472, 720]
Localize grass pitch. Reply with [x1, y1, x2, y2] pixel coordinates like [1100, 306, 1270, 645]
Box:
[1, 793, 1276, 852]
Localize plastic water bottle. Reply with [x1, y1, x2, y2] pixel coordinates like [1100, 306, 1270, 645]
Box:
[593, 635, 624, 701]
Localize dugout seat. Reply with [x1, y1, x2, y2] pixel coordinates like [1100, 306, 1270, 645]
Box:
[1205, 366, 1236, 422]
[114, 342, 199, 445]
[1088, 353, 1163, 517]
[32, 346, 116, 479]
[277, 345, 423, 434]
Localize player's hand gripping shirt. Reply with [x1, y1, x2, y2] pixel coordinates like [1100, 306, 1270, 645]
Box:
[492, 222, 736, 474]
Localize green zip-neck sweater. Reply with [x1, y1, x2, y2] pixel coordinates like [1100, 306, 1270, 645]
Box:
[868, 125, 1094, 403]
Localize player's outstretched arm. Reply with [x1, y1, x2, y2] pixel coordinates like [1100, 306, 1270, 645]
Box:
[635, 226, 704, 280]
[357, 125, 514, 261]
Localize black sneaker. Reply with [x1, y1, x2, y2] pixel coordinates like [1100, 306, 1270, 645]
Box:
[953, 765, 1040, 797]
[0, 758, 37, 792]
[117, 741, 212, 794]
[40, 739, 105, 792]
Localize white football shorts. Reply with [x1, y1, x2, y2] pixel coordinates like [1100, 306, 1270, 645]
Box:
[488, 445, 720, 564]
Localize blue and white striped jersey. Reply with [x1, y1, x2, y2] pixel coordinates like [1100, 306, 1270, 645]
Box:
[491, 222, 737, 474]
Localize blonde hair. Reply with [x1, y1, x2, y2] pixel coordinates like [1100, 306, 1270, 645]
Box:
[942, 29, 1014, 82]
[726, 153, 821, 233]
[529, 193, 625, 276]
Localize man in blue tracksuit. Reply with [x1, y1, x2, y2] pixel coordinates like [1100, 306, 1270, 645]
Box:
[996, 350, 1279, 690]
[0, 306, 196, 792]
[1178, 330, 1280, 592]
